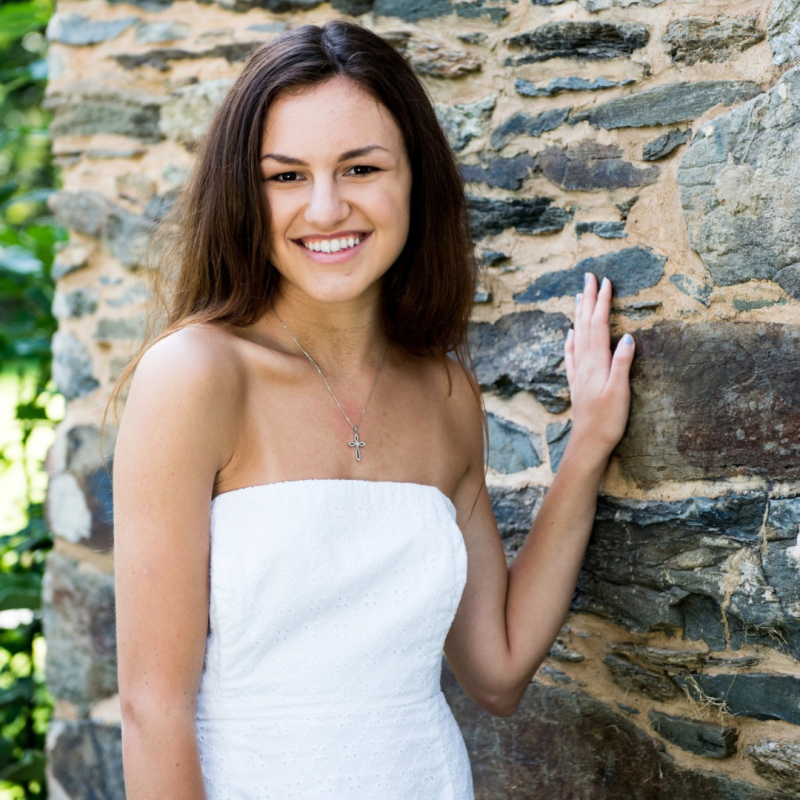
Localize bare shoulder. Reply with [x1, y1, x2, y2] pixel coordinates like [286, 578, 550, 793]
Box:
[119, 322, 246, 480]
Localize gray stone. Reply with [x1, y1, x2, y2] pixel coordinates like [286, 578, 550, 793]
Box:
[505, 21, 649, 64]
[51, 332, 100, 400]
[160, 78, 233, 147]
[577, 0, 666, 9]
[94, 317, 147, 344]
[456, 32, 487, 44]
[48, 191, 157, 271]
[455, 1, 508, 24]
[487, 413, 543, 474]
[52, 288, 99, 320]
[106, 282, 151, 308]
[671, 275, 709, 305]
[515, 75, 636, 98]
[537, 140, 659, 191]
[616, 194, 639, 219]
[468, 310, 571, 411]
[488, 484, 545, 538]
[649, 711, 738, 758]
[546, 419, 571, 472]
[488, 485, 546, 563]
[41, 552, 117, 705]
[51, 245, 91, 280]
[769, 0, 800, 66]
[678, 67, 800, 300]
[43, 81, 164, 141]
[574, 491, 800, 661]
[490, 108, 570, 151]
[548, 635, 585, 662]
[540, 665, 573, 683]
[669, 274, 712, 307]
[330, 0, 373, 12]
[45, 425, 116, 551]
[114, 42, 261, 71]
[575, 221, 627, 239]
[610, 300, 661, 319]
[663, 17, 765, 65]
[481, 250, 509, 267]
[434, 95, 496, 152]
[676, 673, 800, 726]
[46, 13, 139, 45]
[135, 20, 190, 42]
[382, 31, 481, 78]
[746, 740, 800, 796]
[373, 0, 452, 19]
[47, 720, 124, 800]
[603, 652, 681, 701]
[571, 81, 762, 130]
[615, 322, 800, 487]
[733, 296, 788, 311]
[513, 246, 666, 303]
[643, 127, 691, 161]
[460, 153, 537, 190]
[441, 665, 780, 800]
[467, 195, 574, 238]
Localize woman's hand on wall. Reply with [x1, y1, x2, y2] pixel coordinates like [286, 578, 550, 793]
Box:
[564, 271, 635, 466]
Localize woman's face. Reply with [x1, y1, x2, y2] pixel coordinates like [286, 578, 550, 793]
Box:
[261, 76, 412, 307]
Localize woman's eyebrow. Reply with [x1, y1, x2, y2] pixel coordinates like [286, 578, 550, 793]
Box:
[260, 145, 389, 164]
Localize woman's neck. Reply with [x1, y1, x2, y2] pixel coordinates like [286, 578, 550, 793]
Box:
[267, 284, 388, 374]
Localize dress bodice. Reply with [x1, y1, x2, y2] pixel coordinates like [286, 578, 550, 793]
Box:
[194, 479, 474, 799]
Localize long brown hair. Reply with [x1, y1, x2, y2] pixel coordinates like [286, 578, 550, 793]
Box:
[101, 19, 487, 480]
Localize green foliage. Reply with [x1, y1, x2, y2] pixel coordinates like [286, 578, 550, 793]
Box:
[0, 0, 62, 796]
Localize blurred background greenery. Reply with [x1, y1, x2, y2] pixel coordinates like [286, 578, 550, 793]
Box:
[0, 0, 65, 796]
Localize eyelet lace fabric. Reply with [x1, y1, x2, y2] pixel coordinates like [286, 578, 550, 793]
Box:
[195, 479, 473, 799]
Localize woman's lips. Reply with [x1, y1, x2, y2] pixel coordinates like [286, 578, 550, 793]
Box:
[293, 231, 371, 263]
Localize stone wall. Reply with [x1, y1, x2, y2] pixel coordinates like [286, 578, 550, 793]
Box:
[40, 0, 800, 797]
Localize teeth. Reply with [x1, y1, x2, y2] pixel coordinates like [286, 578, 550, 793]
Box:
[302, 235, 363, 253]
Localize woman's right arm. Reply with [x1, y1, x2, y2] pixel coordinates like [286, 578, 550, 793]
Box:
[113, 326, 241, 799]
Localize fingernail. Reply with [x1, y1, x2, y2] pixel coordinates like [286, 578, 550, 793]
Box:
[584, 272, 591, 286]
[622, 333, 634, 345]
[567, 329, 574, 340]
[601, 276, 609, 290]
[576, 293, 582, 305]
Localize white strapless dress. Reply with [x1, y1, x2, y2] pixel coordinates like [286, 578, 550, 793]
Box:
[195, 479, 474, 799]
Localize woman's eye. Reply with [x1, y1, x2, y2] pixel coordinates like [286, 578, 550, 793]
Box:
[268, 172, 301, 183]
[346, 165, 378, 176]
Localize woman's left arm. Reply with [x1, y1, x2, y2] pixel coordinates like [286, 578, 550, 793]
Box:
[444, 272, 635, 717]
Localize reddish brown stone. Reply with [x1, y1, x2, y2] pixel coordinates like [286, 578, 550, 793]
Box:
[615, 322, 800, 486]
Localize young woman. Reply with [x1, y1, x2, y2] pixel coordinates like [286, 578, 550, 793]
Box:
[110, 19, 635, 800]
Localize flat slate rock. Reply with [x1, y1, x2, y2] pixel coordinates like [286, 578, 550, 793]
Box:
[649, 711, 738, 758]
[663, 16, 765, 65]
[505, 21, 649, 63]
[513, 245, 666, 303]
[467, 195, 574, 238]
[746, 739, 800, 796]
[468, 310, 571, 412]
[571, 80, 762, 129]
[678, 66, 800, 300]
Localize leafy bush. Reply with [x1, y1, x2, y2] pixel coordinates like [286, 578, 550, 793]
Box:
[0, 0, 63, 796]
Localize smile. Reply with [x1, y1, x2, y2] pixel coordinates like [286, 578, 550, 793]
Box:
[292, 231, 371, 261]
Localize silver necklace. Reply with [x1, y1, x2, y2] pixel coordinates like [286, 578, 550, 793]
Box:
[273, 308, 389, 462]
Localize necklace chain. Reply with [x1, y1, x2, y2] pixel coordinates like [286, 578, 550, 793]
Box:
[272, 307, 388, 462]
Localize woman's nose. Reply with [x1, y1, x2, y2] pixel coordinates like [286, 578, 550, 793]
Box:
[304, 177, 349, 229]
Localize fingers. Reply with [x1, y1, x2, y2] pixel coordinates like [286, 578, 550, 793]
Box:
[574, 272, 596, 356]
[564, 328, 575, 387]
[591, 276, 612, 357]
[608, 332, 636, 388]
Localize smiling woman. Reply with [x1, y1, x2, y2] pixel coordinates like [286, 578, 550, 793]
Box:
[105, 18, 635, 800]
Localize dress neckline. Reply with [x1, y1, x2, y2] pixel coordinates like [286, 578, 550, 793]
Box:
[211, 478, 457, 519]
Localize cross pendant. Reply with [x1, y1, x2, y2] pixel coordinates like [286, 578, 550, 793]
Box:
[348, 427, 366, 462]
